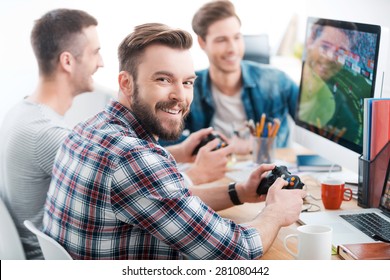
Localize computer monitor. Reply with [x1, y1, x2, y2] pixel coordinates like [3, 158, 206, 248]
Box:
[294, 17, 389, 174]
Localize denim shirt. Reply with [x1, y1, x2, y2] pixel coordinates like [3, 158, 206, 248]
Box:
[160, 60, 299, 147]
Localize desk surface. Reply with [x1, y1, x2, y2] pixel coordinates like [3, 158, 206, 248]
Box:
[196, 147, 360, 260]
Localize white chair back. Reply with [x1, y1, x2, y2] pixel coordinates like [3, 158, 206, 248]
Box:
[0, 197, 26, 259]
[23, 220, 72, 260]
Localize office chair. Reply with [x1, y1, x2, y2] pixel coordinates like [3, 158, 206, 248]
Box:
[23, 220, 72, 260]
[243, 34, 271, 64]
[0, 197, 26, 259]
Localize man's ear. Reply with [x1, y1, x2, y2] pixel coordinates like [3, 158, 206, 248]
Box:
[118, 71, 134, 97]
[58, 52, 73, 73]
[198, 36, 206, 50]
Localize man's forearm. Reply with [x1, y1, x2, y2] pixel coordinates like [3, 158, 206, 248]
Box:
[246, 206, 283, 253]
[189, 184, 234, 211]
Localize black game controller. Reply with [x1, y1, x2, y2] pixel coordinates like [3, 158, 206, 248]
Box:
[192, 133, 228, 155]
[256, 165, 304, 195]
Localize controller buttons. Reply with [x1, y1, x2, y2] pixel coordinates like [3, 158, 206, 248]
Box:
[256, 165, 304, 195]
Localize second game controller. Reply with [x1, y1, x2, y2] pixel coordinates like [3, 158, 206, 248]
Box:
[192, 133, 228, 155]
[256, 165, 304, 195]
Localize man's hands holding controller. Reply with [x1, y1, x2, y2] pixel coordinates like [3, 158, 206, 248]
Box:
[167, 127, 233, 185]
[235, 163, 306, 226]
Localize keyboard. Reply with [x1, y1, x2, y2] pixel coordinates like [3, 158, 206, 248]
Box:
[340, 212, 390, 241]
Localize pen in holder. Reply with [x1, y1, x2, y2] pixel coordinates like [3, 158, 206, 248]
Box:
[248, 115, 280, 164]
[252, 136, 276, 164]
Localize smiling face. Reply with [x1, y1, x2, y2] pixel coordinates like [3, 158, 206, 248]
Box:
[306, 26, 351, 81]
[125, 44, 196, 140]
[199, 16, 244, 74]
[71, 26, 104, 94]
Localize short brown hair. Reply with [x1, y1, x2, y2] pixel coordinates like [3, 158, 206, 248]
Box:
[118, 23, 193, 81]
[192, 0, 241, 40]
[31, 9, 98, 76]
[310, 19, 357, 50]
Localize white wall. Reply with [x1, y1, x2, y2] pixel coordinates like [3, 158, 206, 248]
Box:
[1, 0, 389, 125]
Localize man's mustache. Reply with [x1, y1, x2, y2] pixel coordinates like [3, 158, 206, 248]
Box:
[156, 100, 189, 113]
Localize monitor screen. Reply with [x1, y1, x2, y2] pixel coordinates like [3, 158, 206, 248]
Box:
[294, 17, 388, 173]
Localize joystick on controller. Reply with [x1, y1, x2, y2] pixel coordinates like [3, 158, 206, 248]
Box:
[256, 165, 304, 195]
[192, 133, 228, 155]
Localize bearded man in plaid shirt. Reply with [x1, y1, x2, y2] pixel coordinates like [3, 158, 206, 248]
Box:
[43, 23, 305, 260]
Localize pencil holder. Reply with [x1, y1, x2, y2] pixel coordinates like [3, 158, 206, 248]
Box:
[252, 136, 276, 164]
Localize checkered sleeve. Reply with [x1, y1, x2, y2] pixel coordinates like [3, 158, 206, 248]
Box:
[110, 143, 263, 260]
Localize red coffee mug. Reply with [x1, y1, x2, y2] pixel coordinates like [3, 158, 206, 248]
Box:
[321, 179, 353, 210]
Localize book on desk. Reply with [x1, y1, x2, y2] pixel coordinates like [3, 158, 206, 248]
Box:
[338, 242, 390, 260]
[296, 154, 342, 172]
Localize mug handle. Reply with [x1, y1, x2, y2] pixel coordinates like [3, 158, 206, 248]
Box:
[343, 188, 353, 201]
[283, 234, 298, 258]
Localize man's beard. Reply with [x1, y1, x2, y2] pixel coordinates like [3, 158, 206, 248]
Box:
[131, 85, 189, 141]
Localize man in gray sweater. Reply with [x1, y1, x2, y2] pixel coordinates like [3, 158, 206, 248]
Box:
[0, 8, 104, 259]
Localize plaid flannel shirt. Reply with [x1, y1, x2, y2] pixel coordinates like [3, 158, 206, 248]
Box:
[43, 100, 262, 259]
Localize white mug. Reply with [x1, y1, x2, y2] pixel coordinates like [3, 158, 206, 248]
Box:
[283, 224, 333, 260]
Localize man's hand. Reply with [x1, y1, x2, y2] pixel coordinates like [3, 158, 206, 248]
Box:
[185, 138, 234, 185]
[235, 163, 276, 203]
[244, 166, 306, 254]
[230, 135, 252, 155]
[263, 178, 306, 227]
[167, 127, 214, 163]
[166, 127, 233, 185]
[235, 163, 306, 223]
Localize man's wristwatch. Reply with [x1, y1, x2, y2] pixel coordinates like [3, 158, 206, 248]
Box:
[228, 182, 243, 205]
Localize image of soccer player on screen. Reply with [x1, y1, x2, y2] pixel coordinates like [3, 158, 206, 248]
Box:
[299, 19, 375, 146]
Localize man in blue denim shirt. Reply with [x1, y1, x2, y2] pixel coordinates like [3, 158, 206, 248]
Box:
[186, 0, 299, 148]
